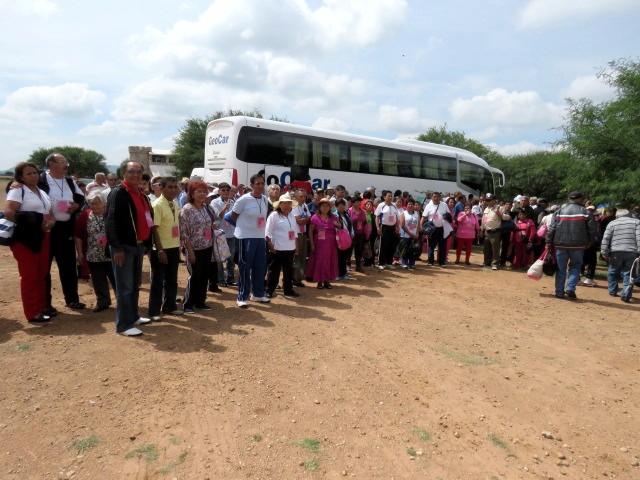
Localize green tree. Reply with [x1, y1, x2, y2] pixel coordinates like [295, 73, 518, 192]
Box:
[416, 124, 507, 166]
[29, 146, 108, 178]
[171, 108, 289, 179]
[492, 150, 574, 203]
[557, 58, 640, 207]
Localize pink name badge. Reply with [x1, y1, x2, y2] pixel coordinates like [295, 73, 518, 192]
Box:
[318, 228, 326, 240]
[57, 201, 69, 213]
[172, 225, 179, 238]
[257, 217, 266, 228]
[145, 211, 153, 228]
[388, 215, 395, 222]
[288, 230, 296, 240]
[409, 224, 416, 231]
[204, 228, 212, 241]
[97, 234, 107, 248]
[433, 214, 440, 221]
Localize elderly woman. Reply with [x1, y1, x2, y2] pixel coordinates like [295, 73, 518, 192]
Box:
[306, 198, 340, 289]
[180, 180, 214, 313]
[455, 204, 480, 265]
[265, 193, 300, 298]
[74, 189, 116, 312]
[4, 162, 56, 322]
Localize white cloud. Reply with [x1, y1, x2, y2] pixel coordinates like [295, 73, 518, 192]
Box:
[312, 117, 348, 132]
[450, 88, 563, 126]
[0, 0, 58, 16]
[2, 83, 105, 119]
[378, 105, 434, 132]
[518, 0, 639, 28]
[489, 140, 552, 156]
[561, 74, 616, 103]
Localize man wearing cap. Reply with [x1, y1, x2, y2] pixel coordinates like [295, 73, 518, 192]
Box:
[177, 177, 190, 207]
[545, 191, 596, 300]
[211, 182, 237, 287]
[308, 188, 324, 215]
[600, 209, 640, 303]
[480, 193, 510, 270]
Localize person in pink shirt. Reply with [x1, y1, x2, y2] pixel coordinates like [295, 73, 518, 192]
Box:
[511, 210, 536, 269]
[455, 204, 480, 265]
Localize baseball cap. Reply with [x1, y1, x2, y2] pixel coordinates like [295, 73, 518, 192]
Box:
[485, 193, 496, 201]
[568, 191, 582, 200]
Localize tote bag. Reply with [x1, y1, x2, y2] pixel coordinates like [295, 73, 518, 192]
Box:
[212, 229, 231, 262]
[336, 228, 352, 251]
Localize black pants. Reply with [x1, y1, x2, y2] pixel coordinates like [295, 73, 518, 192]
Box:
[500, 230, 513, 264]
[184, 247, 212, 308]
[363, 230, 378, 266]
[338, 247, 351, 277]
[428, 227, 447, 265]
[266, 250, 295, 294]
[352, 233, 365, 270]
[378, 225, 397, 266]
[88, 261, 116, 309]
[149, 247, 180, 315]
[582, 245, 597, 279]
[47, 219, 79, 306]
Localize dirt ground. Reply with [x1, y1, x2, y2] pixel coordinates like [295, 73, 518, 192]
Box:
[1, 183, 639, 479]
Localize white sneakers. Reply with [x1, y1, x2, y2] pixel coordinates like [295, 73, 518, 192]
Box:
[250, 295, 271, 303]
[119, 327, 143, 336]
[582, 278, 597, 287]
[135, 317, 151, 325]
[237, 299, 248, 308]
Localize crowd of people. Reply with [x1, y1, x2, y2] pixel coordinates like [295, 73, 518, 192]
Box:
[3, 155, 640, 335]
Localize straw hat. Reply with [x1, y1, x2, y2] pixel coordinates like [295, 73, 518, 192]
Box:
[273, 193, 298, 209]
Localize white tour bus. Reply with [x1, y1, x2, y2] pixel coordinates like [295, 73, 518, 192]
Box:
[191, 116, 505, 199]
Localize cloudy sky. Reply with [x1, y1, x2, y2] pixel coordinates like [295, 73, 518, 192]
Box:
[0, 0, 638, 171]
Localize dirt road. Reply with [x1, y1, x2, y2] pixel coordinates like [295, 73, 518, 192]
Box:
[1, 185, 639, 479]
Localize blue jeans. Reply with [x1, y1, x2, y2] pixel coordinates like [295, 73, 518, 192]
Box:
[607, 251, 637, 299]
[554, 248, 583, 296]
[237, 238, 266, 301]
[111, 244, 144, 332]
[217, 237, 236, 283]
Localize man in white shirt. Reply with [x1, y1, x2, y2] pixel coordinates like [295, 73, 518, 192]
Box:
[418, 192, 449, 266]
[230, 174, 270, 307]
[39, 153, 86, 313]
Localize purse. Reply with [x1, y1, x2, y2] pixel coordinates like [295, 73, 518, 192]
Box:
[211, 229, 231, 262]
[0, 213, 16, 246]
[336, 228, 352, 251]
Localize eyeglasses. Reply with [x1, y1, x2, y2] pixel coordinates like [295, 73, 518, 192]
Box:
[126, 169, 143, 174]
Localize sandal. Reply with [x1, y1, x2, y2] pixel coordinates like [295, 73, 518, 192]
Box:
[317, 282, 324, 289]
[66, 301, 86, 310]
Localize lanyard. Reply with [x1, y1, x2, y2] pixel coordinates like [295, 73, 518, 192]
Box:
[253, 195, 265, 214]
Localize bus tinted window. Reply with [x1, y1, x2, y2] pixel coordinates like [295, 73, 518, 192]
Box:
[424, 154, 456, 181]
[460, 160, 493, 193]
[238, 127, 285, 165]
[312, 141, 346, 170]
[283, 136, 310, 166]
[351, 146, 380, 174]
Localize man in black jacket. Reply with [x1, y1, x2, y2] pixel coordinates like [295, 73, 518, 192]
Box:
[105, 162, 153, 336]
[546, 191, 596, 300]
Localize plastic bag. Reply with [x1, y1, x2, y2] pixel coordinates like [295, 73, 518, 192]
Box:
[527, 250, 548, 280]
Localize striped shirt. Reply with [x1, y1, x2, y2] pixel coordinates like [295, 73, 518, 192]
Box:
[601, 216, 640, 255]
